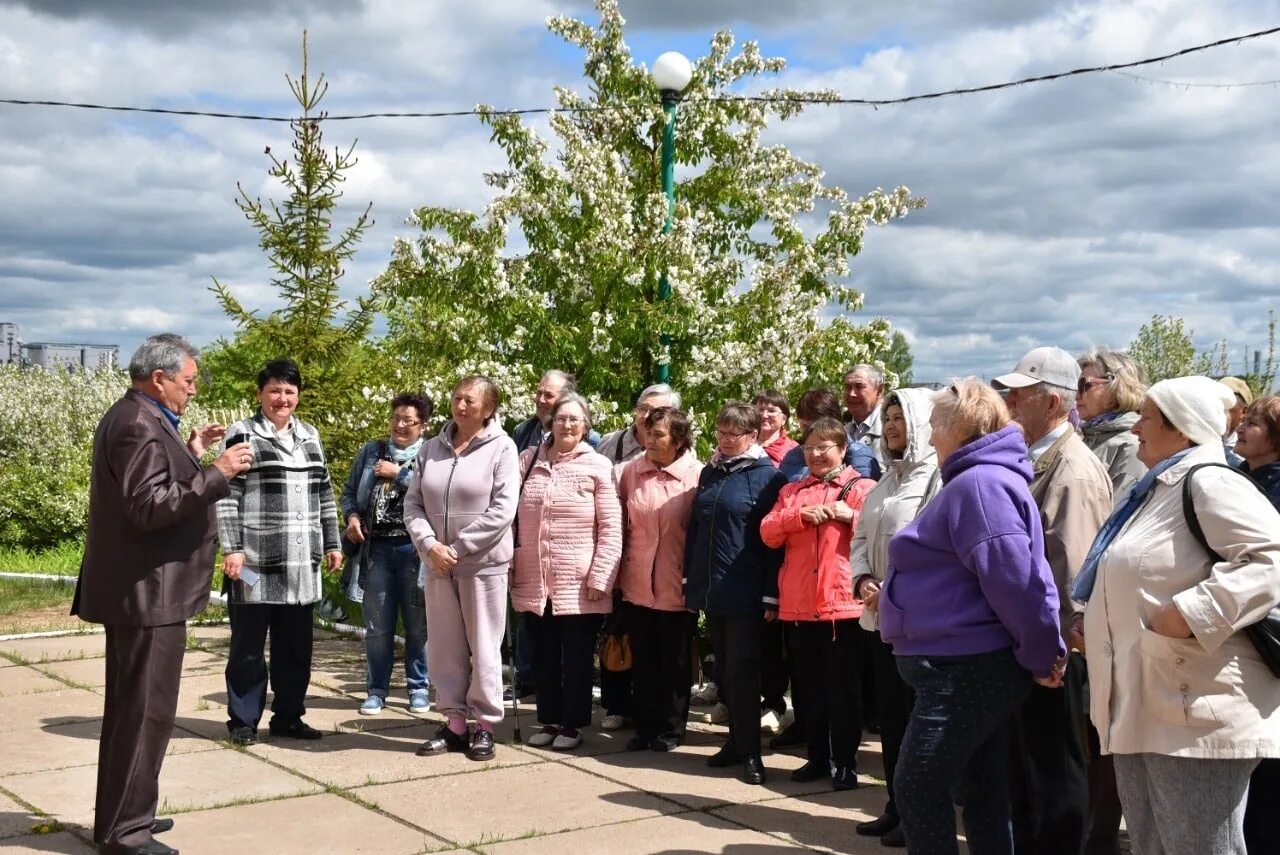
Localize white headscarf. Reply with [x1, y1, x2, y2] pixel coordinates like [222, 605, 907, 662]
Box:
[1145, 376, 1234, 447]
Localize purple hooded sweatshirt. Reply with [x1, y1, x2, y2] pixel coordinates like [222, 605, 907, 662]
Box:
[879, 424, 1065, 678]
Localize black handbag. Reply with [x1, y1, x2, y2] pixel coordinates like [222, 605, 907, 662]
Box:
[1181, 463, 1280, 678]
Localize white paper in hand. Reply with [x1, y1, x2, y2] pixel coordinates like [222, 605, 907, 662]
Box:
[239, 567, 261, 587]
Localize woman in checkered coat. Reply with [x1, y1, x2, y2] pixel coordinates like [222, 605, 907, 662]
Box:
[217, 358, 343, 746]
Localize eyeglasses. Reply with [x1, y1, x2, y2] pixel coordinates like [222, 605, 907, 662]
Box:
[715, 428, 753, 439]
[1077, 375, 1113, 394]
[758, 407, 784, 417]
[391, 417, 422, 427]
[553, 416, 584, 426]
[802, 443, 838, 455]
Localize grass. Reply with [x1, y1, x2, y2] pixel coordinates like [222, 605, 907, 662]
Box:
[0, 576, 79, 633]
[0, 542, 83, 575]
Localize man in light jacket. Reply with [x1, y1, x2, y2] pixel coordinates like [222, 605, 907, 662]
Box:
[995, 347, 1114, 855]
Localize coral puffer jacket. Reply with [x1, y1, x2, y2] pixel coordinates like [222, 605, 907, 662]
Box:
[760, 466, 874, 623]
[511, 442, 623, 616]
[616, 452, 703, 612]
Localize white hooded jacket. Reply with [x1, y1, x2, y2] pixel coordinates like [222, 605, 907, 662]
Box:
[850, 387, 941, 631]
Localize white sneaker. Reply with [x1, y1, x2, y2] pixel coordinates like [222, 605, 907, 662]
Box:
[694, 702, 730, 724]
[600, 714, 627, 732]
[690, 683, 719, 706]
[527, 726, 557, 748]
[552, 730, 583, 751]
[760, 709, 783, 735]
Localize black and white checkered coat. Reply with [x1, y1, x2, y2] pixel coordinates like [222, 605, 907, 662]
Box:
[216, 412, 341, 605]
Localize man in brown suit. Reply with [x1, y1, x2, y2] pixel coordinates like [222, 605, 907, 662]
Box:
[73, 334, 252, 855]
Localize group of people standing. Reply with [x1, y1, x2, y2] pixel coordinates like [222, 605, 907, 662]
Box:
[75, 332, 1280, 855]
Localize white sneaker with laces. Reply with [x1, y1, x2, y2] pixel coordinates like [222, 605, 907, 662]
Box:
[552, 730, 583, 750]
[600, 714, 627, 731]
[527, 726, 557, 748]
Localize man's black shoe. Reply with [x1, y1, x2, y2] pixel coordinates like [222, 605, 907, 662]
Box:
[417, 723, 469, 756]
[790, 758, 829, 782]
[706, 743, 740, 768]
[467, 728, 495, 761]
[768, 722, 806, 749]
[268, 719, 322, 740]
[832, 766, 860, 791]
[626, 735, 651, 752]
[150, 818, 175, 834]
[651, 735, 680, 752]
[228, 726, 257, 746]
[856, 814, 898, 837]
[116, 839, 179, 855]
[742, 755, 766, 785]
[880, 824, 907, 848]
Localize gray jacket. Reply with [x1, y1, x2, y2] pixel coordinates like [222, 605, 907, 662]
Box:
[1081, 411, 1145, 498]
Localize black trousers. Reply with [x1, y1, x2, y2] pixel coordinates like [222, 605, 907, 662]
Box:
[626, 602, 694, 741]
[1246, 759, 1280, 854]
[707, 613, 763, 757]
[760, 617, 790, 715]
[788, 619, 865, 769]
[96, 622, 186, 851]
[1010, 651, 1089, 855]
[872, 631, 914, 820]
[225, 601, 315, 731]
[526, 607, 604, 729]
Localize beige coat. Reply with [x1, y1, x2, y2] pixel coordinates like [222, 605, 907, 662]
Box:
[1084, 442, 1280, 759]
[1028, 428, 1113, 639]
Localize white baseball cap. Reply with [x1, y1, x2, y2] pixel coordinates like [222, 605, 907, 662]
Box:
[992, 346, 1081, 391]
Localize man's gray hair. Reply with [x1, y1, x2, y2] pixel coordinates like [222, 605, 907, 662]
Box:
[128, 334, 199, 381]
[846, 364, 885, 389]
[541, 369, 577, 393]
[1030, 382, 1077, 418]
[638, 382, 681, 410]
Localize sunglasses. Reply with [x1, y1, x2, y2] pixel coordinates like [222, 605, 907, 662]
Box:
[1077, 374, 1114, 394]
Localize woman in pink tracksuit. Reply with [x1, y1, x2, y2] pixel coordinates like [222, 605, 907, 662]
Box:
[511, 393, 623, 751]
[616, 407, 703, 753]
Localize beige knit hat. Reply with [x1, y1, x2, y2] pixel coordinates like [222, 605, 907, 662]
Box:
[1145, 376, 1235, 447]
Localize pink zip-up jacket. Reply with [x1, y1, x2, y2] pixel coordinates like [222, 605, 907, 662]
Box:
[760, 467, 874, 623]
[616, 451, 703, 612]
[510, 442, 623, 616]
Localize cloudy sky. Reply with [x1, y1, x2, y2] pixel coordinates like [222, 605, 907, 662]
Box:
[2, 0, 1278, 384]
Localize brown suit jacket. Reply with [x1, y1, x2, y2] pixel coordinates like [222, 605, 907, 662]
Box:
[73, 389, 231, 626]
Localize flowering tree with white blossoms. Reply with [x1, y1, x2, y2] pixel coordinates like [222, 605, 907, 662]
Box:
[375, 0, 922, 430]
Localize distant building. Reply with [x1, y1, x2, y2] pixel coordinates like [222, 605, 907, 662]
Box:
[23, 341, 118, 371]
[0, 322, 119, 370]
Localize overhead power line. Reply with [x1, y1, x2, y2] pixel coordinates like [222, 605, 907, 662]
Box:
[0, 24, 1277, 122]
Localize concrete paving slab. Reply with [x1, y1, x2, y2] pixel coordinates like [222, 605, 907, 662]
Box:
[358, 757, 679, 848]
[481, 811, 804, 854]
[0, 666, 71, 697]
[712, 788, 892, 854]
[161, 792, 438, 855]
[245, 721, 539, 788]
[0, 718, 222, 779]
[0, 635, 106, 665]
[0, 688, 101, 734]
[185, 625, 232, 648]
[0, 789, 46, 840]
[564, 740, 848, 812]
[33, 650, 226, 690]
[0, 830, 96, 853]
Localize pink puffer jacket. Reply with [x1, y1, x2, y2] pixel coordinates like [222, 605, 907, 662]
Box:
[616, 452, 703, 612]
[510, 443, 623, 616]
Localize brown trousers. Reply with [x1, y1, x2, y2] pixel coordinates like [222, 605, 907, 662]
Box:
[95, 622, 186, 850]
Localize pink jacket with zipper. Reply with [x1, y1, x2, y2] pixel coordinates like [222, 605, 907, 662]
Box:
[616, 452, 703, 612]
[760, 467, 874, 623]
[510, 442, 623, 616]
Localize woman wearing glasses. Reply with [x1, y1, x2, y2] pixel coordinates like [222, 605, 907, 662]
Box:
[760, 417, 876, 791]
[1076, 348, 1147, 496]
[340, 393, 434, 716]
[684, 403, 788, 784]
[511, 393, 623, 751]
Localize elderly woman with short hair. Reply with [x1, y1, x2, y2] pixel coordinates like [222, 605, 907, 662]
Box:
[1074, 376, 1280, 855]
[1076, 347, 1147, 495]
[880, 378, 1066, 855]
[405, 376, 519, 762]
[512, 393, 623, 751]
[617, 407, 703, 752]
[753, 389, 797, 467]
[684, 403, 787, 785]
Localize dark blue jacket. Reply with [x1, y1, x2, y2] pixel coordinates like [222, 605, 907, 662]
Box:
[778, 440, 880, 483]
[683, 454, 787, 618]
[1240, 459, 1280, 511]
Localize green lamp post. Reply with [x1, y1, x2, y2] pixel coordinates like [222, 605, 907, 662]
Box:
[650, 51, 693, 384]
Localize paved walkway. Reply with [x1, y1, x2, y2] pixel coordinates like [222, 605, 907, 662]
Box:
[0, 626, 947, 854]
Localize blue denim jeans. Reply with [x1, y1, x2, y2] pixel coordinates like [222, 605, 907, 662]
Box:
[894, 648, 1031, 855]
[363, 538, 428, 698]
